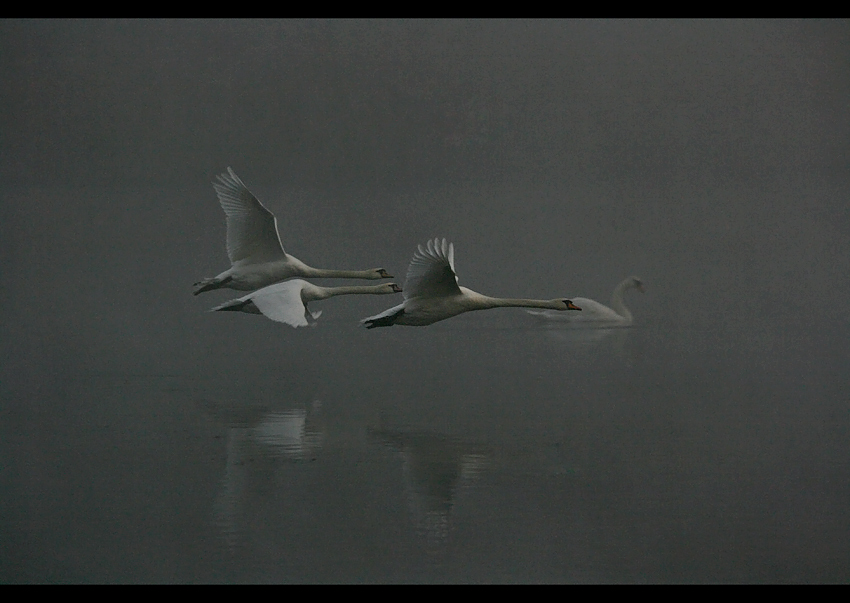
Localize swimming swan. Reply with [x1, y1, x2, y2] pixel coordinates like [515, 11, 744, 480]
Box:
[527, 276, 644, 324]
[193, 168, 393, 295]
[211, 280, 402, 328]
[361, 238, 581, 328]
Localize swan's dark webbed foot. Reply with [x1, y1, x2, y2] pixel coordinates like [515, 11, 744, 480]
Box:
[193, 275, 233, 296]
[363, 309, 404, 329]
[211, 299, 261, 314]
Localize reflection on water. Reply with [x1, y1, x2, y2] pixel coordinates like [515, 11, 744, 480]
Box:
[369, 424, 491, 546]
[199, 398, 325, 549]
[538, 322, 637, 366]
[541, 323, 627, 343]
[5, 320, 849, 582]
[250, 408, 324, 459]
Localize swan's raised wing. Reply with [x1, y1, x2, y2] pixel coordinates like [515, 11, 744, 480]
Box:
[403, 238, 461, 300]
[212, 167, 287, 265]
[249, 280, 319, 328]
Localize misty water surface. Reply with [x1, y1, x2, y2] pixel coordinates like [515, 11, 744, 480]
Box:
[3, 312, 848, 582]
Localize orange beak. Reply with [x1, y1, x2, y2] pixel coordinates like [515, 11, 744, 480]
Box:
[567, 301, 582, 311]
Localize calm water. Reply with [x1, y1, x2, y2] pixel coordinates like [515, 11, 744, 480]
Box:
[3, 315, 848, 583]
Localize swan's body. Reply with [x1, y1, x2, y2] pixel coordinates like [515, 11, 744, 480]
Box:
[527, 276, 644, 325]
[211, 279, 402, 328]
[193, 168, 392, 295]
[361, 238, 581, 328]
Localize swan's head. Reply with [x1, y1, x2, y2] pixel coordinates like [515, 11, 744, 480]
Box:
[378, 283, 403, 294]
[631, 277, 645, 293]
[562, 299, 582, 311]
[373, 269, 393, 279]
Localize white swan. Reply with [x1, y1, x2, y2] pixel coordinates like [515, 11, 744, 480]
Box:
[193, 168, 393, 295]
[211, 279, 402, 328]
[361, 238, 582, 328]
[527, 276, 645, 325]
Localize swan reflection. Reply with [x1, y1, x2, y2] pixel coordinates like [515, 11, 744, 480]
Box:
[249, 408, 324, 458]
[540, 323, 628, 343]
[200, 398, 325, 548]
[538, 322, 639, 368]
[369, 426, 491, 545]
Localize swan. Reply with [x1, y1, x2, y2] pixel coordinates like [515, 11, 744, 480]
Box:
[211, 279, 402, 328]
[361, 238, 582, 328]
[193, 168, 393, 295]
[526, 276, 645, 324]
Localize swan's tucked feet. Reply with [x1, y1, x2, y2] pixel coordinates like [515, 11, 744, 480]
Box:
[212, 298, 262, 314]
[193, 276, 232, 296]
[363, 309, 404, 329]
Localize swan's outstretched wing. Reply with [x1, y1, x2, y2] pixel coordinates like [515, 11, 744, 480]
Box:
[403, 238, 461, 300]
[249, 280, 319, 328]
[212, 167, 287, 265]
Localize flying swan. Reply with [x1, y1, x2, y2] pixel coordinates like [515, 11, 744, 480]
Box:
[527, 276, 644, 325]
[211, 280, 402, 328]
[193, 168, 393, 295]
[361, 238, 582, 328]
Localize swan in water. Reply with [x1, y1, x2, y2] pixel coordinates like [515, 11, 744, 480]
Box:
[211, 279, 402, 328]
[361, 238, 581, 328]
[193, 167, 393, 295]
[527, 276, 644, 325]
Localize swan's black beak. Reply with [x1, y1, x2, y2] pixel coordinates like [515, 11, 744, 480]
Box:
[567, 300, 582, 311]
[377, 269, 393, 278]
[390, 284, 403, 293]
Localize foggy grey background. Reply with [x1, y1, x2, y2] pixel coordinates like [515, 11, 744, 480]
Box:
[1, 19, 848, 582]
[2, 19, 848, 357]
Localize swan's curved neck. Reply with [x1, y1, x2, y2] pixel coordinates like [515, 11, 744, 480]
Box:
[609, 279, 635, 321]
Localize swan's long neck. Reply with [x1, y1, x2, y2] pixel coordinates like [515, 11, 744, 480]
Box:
[480, 296, 566, 310]
[309, 284, 392, 301]
[609, 278, 634, 322]
[286, 255, 383, 280]
[301, 267, 381, 280]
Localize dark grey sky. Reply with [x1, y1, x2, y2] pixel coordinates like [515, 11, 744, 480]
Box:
[2, 19, 847, 189]
[0, 19, 848, 368]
